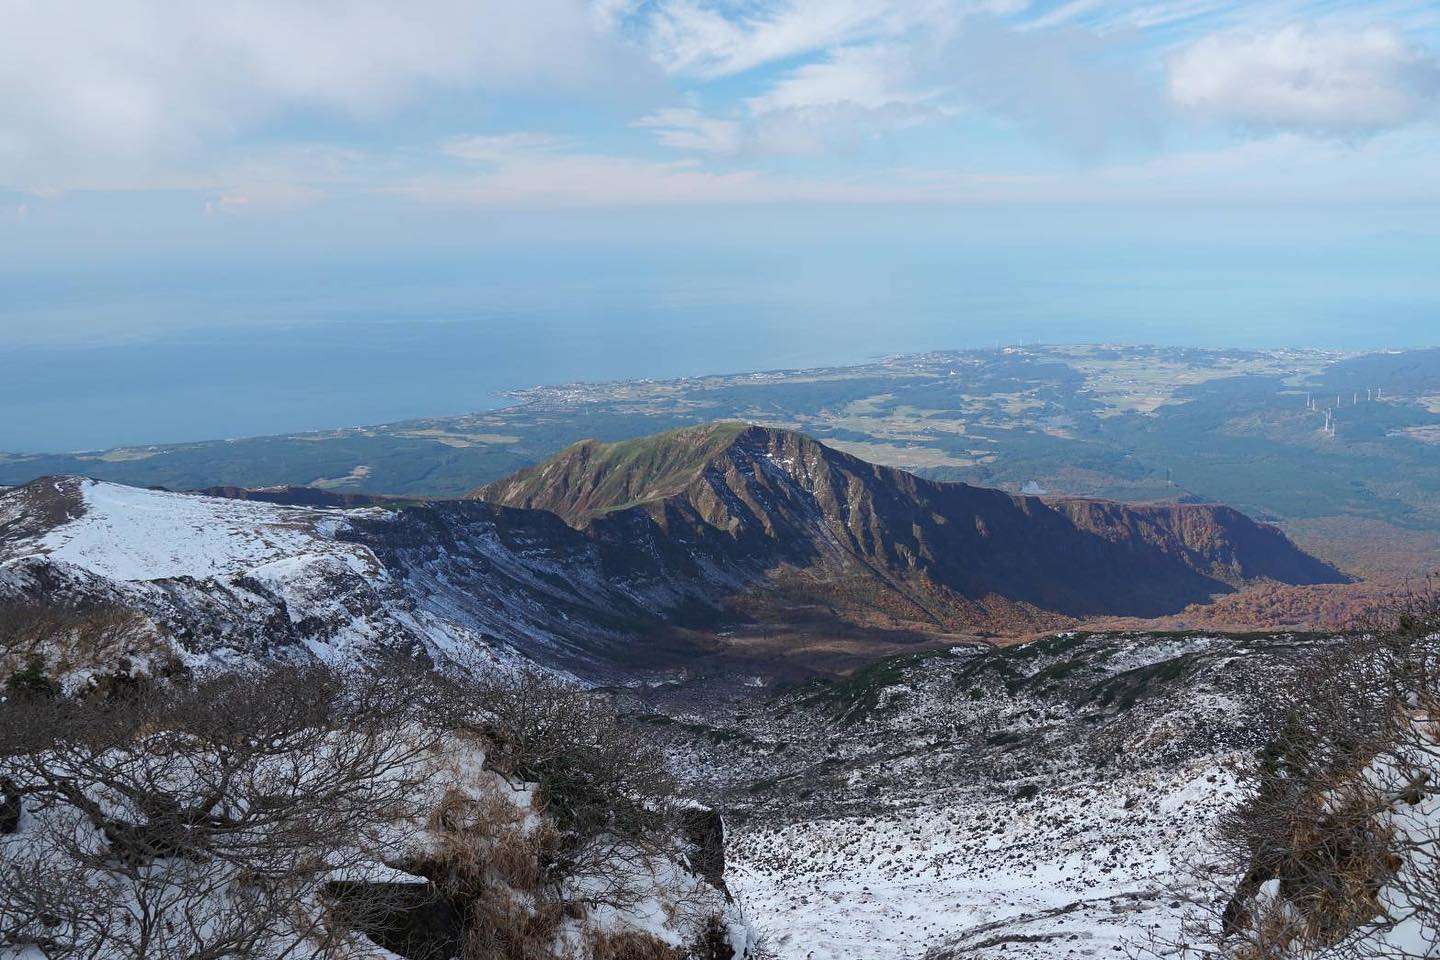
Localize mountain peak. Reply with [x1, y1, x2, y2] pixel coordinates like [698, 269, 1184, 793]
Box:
[472, 421, 801, 522]
[473, 421, 1346, 633]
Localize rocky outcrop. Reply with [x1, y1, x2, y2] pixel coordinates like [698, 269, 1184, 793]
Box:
[325, 879, 464, 960]
[0, 778, 21, 835]
[681, 805, 730, 899]
[476, 423, 1347, 632]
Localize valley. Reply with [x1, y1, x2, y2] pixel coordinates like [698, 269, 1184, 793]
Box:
[3, 355, 1437, 960]
[644, 632, 1317, 959]
[8, 344, 1440, 633]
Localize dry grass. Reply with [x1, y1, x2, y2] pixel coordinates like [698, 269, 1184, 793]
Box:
[419, 781, 575, 960]
[425, 784, 559, 894]
[0, 601, 161, 678]
[1228, 782, 1402, 956]
[465, 896, 567, 960]
[1178, 593, 1440, 960]
[585, 929, 682, 960]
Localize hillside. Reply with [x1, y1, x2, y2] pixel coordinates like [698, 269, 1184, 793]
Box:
[6, 346, 1440, 588]
[1, 426, 1344, 680]
[0, 478, 720, 676]
[660, 631, 1334, 959]
[477, 422, 1347, 634]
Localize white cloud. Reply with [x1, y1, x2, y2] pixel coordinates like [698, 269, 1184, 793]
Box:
[1169, 22, 1440, 135]
[399, 123, 1440, 207]
[443, 133, 573, 162]
[7, 0, 1439, 212]
[728, 43, 943, 155]
[857, 127, 1440, 204]
[635, 0, 911, 78]
[630, 0, 1025, 79]
[404, 126, 959, 205]
[940, 16, 1164, 154]
[747, 43, 932, 114]
[0, 0, 638, 190]
[203, 181, 326, 216]
[637, 15, 1161, 159]
[403, 145, 772, 206]
[632, 109, 744, 154]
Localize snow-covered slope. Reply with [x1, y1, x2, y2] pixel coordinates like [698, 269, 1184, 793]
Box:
[0, 476, 737, 677]
[652, 632, 1338, 959]
[11, 477, 382, 581]
[0, 478, 531, 673]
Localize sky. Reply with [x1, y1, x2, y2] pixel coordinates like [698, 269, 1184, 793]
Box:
[1, 1, 1439, 449]
[2, 0, 1437, 214]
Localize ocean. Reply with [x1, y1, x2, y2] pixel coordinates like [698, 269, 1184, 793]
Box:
[5, 210, 1438, 452]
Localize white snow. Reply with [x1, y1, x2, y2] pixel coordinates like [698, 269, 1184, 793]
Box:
[25, 479, 380, 582]
[730, 762, 1235, 960]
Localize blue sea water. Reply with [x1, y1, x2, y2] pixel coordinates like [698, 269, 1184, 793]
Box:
[4, 208, 1438, 453]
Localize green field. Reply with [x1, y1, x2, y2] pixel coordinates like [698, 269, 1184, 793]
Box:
[7, 345, 1440, 565]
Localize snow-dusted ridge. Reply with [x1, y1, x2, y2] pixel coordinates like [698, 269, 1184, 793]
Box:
[13, 477, 384, 581]
[0, 476, 740, 678]
[0, 478, 544, 674]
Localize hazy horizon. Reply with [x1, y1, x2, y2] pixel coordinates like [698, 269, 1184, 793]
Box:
[4, 1, 1438, 452]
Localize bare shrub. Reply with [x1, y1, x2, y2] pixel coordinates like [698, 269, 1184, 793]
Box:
[405, 667, 737, 958]
[0, 657, 741, 960]
[1164, 585, 1440, 959]
[0, 599, 158, 681]
[440, 668, 693, 912]
[0, 663, 445, 960]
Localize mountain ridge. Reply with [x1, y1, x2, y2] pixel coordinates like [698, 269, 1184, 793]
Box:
[475, 422, 1347, 632]
[2, 424, 1347, 680]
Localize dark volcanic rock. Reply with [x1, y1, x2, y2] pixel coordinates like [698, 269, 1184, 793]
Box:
[0, 778, 21, 835]
[325, 879, 464, 960]
[475, 423, 1346, 632]
[681, 804, 731, 897]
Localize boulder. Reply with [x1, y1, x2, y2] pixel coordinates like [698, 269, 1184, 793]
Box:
[325, 879, 464, 960]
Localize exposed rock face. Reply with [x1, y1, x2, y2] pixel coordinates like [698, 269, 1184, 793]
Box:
[0, 425, 1344, 676]
[680, 805, 730, 898]
[476, 423, 1346, 632]
[324, 880, 464, 960]
[0, 779, 21, 835]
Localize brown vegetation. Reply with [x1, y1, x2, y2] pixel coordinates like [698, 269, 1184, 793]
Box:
[0, 599, 163, 682]
[1162, 587, 1440, 959]
[474, 422, 1344, 638]
[0, 659, 743, 960]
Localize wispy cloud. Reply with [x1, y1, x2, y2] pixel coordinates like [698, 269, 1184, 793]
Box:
[632, 109, 745, 154]
[443, 133, 575, 162]
[2, 0, 1437, 210]
[626, 0, 984, 79]
[631, 12, 1163, 158]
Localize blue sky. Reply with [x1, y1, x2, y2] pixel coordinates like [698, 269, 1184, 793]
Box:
[1, 1, 1439, 450]
[3, 1, 1437, 210]
[1, 0, 1439, 351]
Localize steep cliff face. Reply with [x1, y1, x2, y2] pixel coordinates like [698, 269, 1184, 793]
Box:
[1, 425, 1346, 679]
[0, 478, 740, 677]
[476, 423, 1346, 631]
